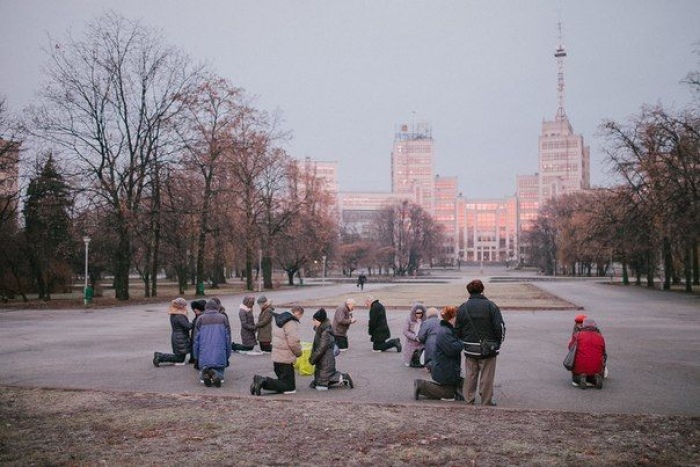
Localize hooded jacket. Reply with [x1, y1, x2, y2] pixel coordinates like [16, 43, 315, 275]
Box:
[238, 304, 257, 347]
[309, 319, 340, 386]
[401, 304, 426, 364]
[271, 311, 303, 364]
[194, 301, 231, 369]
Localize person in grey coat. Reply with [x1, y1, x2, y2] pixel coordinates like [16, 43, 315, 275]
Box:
[417, 307, 440, 373]
[309, 308, 353, 390]
[232, 296, 260, 353]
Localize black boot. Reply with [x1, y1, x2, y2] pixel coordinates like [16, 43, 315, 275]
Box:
[152, 352, 161, 367]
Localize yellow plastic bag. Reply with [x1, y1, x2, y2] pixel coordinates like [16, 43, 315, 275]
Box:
[294, 342, 314, 376]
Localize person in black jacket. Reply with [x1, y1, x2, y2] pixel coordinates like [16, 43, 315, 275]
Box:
[414, 306, 464, 400]
[366, 296, 402, 352]
[153, 298, 192, 366]
[455, 279, 505, 406]
[188, 299, 207, 365]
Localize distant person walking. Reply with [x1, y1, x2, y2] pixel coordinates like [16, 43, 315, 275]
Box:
[251, 306, 304, 395]
[366, 296, 401, 352]
[456, 279, 505, 406]
[153, 298, 192, 367]
[569, 318, 606, 389]
[193, 298, 231, 388]
[357, 273, 367, 290]
[332, 298, 357, 351]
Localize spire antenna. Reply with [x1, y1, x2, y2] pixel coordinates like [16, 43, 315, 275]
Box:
[555, 22, 567, 120]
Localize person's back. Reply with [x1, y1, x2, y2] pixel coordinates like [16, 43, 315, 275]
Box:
[194, 299, 231, 387]
[571, 319, 606, 389]
[417, 308, 440, 370]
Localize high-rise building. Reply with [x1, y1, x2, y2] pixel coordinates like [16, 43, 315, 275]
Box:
[0, 138, 20, 223]
[391, 122, 435, 215]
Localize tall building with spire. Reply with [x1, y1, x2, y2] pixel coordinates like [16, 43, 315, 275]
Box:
[537, 23, 590, 200]
[391, 122, 435, 214]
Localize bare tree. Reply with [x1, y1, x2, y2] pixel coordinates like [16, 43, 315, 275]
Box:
[27, 12, 203, 299]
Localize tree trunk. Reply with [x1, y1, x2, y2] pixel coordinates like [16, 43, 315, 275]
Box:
[684, 244, 693, 293]
[114, 227, 131, 300]
[622, 261, 629, 285]
[663, 236, 672, 290]
[245, 246, 254, 291]
[693, 242, 699, 286]
[263, 255, 273, 289]
[645, 250, 655, 288]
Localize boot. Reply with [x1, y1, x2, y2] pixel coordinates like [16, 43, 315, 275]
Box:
[414, 379, 422, 400]
[252, 375, 265, 396]
[393, 338, 402, 353]
[342, 373, 354, 389]
[152, 352, 161, 367]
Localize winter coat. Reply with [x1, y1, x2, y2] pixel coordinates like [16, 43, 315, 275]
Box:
[239, 305, 257, 347]
[332, 303, 353, 337]
[417, 315, 440, 369]
[570, 326, 606, 376]
[368, 299, 391, 343]
[169, 313, 192, 356]
[194, 306, 231, 369]
[271, 311, 303, 364]
[455, 293, 506, 358]
[256, 305, 274, 343]
[402, 304, 426, 364]
[309, 320, 340, 386]
[431, 320, 464, 386]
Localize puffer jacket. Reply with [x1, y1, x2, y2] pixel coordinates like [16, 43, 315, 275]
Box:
[571, 326, 606, 376]
[194, 306, 231, 369]
[170, 313, 192, 356]
[431, 320, 464, 386]
[368, 299, 391, 343]
[402, 304, 426, 364]
[271, 311, 303, 364]
[256, 305, 274, 343]
[417, 314, 440, 369]
[239, 305, 257, 347]
[455, 294, 506, 357]
[309, 320, 340, 386]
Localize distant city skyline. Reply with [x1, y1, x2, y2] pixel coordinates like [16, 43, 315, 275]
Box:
[1, 1, 698, 198]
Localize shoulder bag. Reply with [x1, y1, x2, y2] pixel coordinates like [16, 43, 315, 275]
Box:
[462, 308, 499, 358]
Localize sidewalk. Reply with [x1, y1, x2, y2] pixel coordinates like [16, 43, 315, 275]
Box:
[0, 266, 697, 416]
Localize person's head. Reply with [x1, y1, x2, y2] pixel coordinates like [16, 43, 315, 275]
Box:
[242, 296, 255, 309]
[190, 299, 206, 315]
[582, 318, 598, 329]
[441, 305, 458, 324]
[426, 307, 439, 318]
[312, 308, 327, 326]
[345, 298, 356, 311]
[365, 296, 375, 307]
[574, 314, 587, 328]
[169, 297, 188, 315]
[466, 279, 485, 295]
[257, 295, 272, 309]
[291, 305, 304, 320]
[410, 303, 426, 320]
[204, 298, 220, 312]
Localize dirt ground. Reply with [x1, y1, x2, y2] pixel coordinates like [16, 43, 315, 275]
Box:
[0, 387, 697, 466]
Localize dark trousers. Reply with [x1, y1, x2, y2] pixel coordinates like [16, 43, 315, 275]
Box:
[373, 338, 398, 351]
[415, 379, 458, 400]
[259, 341, 272, 352]
[336, 335, 349, 350]
[232, 342, 255, 352]
[158, 352, 186, 364]
[261, 362, 296, 393]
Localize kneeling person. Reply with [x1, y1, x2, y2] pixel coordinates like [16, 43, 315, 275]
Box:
[251, 306, 304, 395]
[414, 306, 464, 401]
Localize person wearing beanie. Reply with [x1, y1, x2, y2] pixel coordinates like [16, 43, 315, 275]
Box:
[153, 298, 192, 367]
[571, 314, 588, 338]
[188, 299, 207, 365]
[232, 296, 262, 355]
[455, 279, 506, 406]
[366, 296, 401, 353]
[251, 306, 305, 396]
[569, 318, 606, 390]
[402, 302, 427, 367]
[417, 307, 440, 372]
[414, 306, 465, 401]
[193, 297, 231, 388]
[332, 298, 357, 351]
[309, 308, 354, 390]
[255, 295, 274, 353]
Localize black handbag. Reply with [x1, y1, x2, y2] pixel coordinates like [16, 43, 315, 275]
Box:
[563, 342, 577, 371]
[462, 308, 499, 358]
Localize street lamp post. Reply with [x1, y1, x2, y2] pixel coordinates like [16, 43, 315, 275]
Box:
[321, 255, 327, 286]
[83, 236, 91, 305]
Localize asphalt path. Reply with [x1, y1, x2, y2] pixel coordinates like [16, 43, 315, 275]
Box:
[1, 267, 698, 416]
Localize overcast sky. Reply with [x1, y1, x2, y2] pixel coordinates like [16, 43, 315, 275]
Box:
[1, 1, 698, 198]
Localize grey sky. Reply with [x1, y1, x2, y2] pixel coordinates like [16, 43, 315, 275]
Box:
[1, 1, 697, 198]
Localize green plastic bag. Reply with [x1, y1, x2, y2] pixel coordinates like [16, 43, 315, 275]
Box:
[294, 342, 314, 376]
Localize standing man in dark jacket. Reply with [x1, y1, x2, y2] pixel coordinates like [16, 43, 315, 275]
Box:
[194, 298, 231, 388]
[366, 296, 401, 352]
[455, 279, 505, 406]
[414, 306, 464, 400]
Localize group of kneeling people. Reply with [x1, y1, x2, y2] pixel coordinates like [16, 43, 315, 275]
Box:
[152, 296, 353, 393]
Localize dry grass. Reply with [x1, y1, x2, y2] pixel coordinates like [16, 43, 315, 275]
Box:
[1, 387, 697, 466]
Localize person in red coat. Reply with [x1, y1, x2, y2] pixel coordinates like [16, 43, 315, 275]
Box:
[569, 318, 606, 389]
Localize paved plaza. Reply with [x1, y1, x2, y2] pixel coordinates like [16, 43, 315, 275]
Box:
[0, 266, 698, 416]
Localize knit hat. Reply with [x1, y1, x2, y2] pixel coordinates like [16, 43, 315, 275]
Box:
[312, 308, 327, 322]
[574, 314, 587, 324]
[190, 299, 206, 312]
[257, 295, 271, 307]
